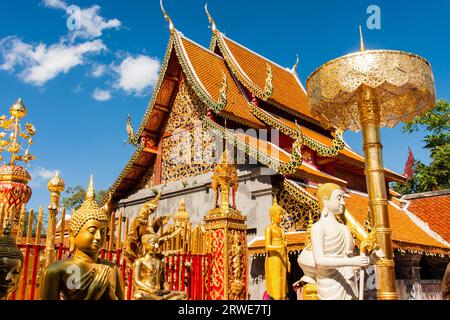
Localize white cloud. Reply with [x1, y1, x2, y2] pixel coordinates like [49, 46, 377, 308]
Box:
[91, 63, 105, 77]
[0, 36, 106, 86]
[92, 88, 111, 101]
[114, 55, 160, 96]
[71, 5, 121, 41]
[42, 1, 121, 41]
[29, 167, 60, 188]
[42, 0, 67, 10]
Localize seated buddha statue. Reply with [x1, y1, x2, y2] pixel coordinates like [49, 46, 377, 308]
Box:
[0, 220, 24, 300]
[132, 226, 185, 300]
[310, 183, 370, 300]
[41, 176, 124, 300]
[264, 197, 290, 300]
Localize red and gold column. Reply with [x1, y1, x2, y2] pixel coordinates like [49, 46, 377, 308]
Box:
[204, 151, 248, 300]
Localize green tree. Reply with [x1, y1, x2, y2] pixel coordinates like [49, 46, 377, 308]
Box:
[393, 99, 450, 194]
[62, 185, 108, 210]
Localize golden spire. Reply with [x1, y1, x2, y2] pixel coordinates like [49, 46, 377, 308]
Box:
[205, 3, 217, 33]
[359, 25, 365, 52]
[160, 0, 175, 34]
[292, 53, 299, 73]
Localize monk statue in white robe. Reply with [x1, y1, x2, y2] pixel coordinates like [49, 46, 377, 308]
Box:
[310, 183, 370, 300]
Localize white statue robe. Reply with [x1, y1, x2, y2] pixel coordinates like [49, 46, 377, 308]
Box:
[316, 222, 358, 300]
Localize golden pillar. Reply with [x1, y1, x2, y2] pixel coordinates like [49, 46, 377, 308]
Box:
[44, 172, 65, 266]
[204, 150, 247, 300]
[306, 31, 435, 300]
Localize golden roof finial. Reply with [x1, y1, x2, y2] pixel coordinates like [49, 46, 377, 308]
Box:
[359, 25, 365, 52]
[160, 0, 175, 34]
[292, 53, 299, 73]
[205, 3, 217, 33]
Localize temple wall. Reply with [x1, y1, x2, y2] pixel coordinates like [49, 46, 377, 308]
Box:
[119, 165, 277, 238]
[396, 280, 443, 300]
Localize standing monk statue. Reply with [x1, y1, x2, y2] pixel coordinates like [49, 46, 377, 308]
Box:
[41, 176, 124, 300]
[310, 183, 384, 300]
[264, 197, 290, 300]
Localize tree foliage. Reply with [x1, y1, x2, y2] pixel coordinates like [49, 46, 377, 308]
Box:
[62, 185, 108, 210]
[393, 99, 450, 194]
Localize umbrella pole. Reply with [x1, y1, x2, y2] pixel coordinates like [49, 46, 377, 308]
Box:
[358, 85, 397, 300]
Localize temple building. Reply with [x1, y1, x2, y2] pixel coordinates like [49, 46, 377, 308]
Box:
[103, 12, 450, 300]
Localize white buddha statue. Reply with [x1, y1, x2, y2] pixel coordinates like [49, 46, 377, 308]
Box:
[310, 183, 370, 300]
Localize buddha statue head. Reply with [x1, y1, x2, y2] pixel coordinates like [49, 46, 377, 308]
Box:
[269, 197, 284, 225]
[0, 221, 24, 299]
[316, 183, 345, 216]
[141, 232, 159, 255]
[69, 176, 109, 258]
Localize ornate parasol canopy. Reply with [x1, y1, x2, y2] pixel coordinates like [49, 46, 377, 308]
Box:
[306, 50, 435, 131]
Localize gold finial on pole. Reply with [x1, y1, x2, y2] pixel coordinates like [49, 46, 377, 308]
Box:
[160, 0, 175, 34]
[292, 53, 299, 73]
[359, 25, 365, 52]
[0, 98, 36, 165]
[205, 3, 217, 33]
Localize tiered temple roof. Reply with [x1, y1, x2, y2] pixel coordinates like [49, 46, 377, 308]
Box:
[105, 15, 449, 256]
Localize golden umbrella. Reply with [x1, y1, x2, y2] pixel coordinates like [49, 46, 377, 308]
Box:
[306, 28, 435, 300]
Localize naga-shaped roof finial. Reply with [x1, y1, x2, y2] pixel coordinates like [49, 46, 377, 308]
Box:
[205, 3, 217, 33]
[160, 0, 175, 34]
[292, 53, 299, 73]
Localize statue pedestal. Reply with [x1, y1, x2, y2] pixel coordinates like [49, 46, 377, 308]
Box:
[204, 207, 247, 300]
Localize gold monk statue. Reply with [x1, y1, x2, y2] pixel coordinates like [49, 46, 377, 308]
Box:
[264, 197, 290, 300]
[41, 176, 124, 300]
[132, 220, 184, 300]
[0, 220, 24, 300]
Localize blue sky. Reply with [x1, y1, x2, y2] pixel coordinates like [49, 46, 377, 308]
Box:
[0, 0, 449, 210]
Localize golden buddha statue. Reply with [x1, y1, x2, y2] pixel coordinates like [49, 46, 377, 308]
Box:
[132, 220, 185, 300]
[264, 197, 290, 300]
[41, 176, 124, 300]
[0, 220, 23, 300]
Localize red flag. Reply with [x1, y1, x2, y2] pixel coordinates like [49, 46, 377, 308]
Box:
[403, 147, 415, 179]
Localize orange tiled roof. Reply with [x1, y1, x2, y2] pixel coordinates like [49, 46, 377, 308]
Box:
[249, 188, 450, 256]
[218, 34, 317, 121]
[304, 186, 449, 255]
[179, 35, 263, 128]
[272, 112, 405, 182]
[232, 131, 347, 186]
[248, 232, 308, 254]
[407, 193, 450, 243]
